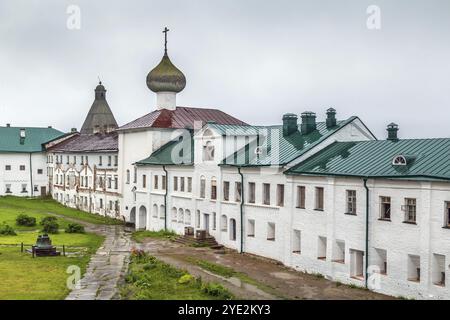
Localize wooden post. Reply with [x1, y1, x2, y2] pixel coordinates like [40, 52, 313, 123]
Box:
[63, 245, 65, 256]
[32, 246, 35, 258]
[21, 242, 23, 253]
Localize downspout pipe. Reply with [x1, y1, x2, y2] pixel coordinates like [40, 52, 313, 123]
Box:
[238, 167, 244, 254]
[364, 178, 369, 289]
[29, 153, 33, 197]
[163, 165, 168, 231]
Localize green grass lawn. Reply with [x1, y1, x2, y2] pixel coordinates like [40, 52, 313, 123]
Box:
[120, 252, 233, 300]
[132, 230, 177, 243]
[0, 196, 123, 226]
[0, 196, 107, 300]
[0, 232, 104, 300]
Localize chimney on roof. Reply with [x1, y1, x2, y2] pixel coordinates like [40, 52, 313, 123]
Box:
[71, 128, 77, 133]
[282, 113, 298, 136]
[6, 123, 10, 127]
[19, 128, 26, 145]
[48, 126, 52, 128]
[387, 123, 399, 141]
[326, 108, 337, 128]
[301, 111, 317, 135]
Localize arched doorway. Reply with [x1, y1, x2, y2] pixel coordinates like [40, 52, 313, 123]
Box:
[229, 218, 236, 241]
[138, 206, 147, 230]
[129, 207, 136, 225]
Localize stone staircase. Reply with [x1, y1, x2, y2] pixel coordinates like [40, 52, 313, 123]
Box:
[174, 234, 224, 250]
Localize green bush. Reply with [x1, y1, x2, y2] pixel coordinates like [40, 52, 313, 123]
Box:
[15, 214, 37, 227]
[41, 220, 59, 234]
[178, 274, 195, 285]
[201, 283, 233, 300]
[65, 223, 85, 234]
[40, 216, 57, 225]
[0, 223, 17, 236]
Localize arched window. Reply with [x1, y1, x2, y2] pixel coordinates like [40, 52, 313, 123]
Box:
[185, 209, 191, 225]
[203, 141, 215, 161]
[221, 215, 228, 231]
[392, 155, 407, 166]
[200, 176, 206, 198]
[160, 205, 166, 219]
[152, 204, 158, 218]
[178, 208, 184, 223]
[211, 177, 217, 200]
[171, 207, 177, 222]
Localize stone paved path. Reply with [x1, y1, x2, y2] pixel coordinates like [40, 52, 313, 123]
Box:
[65, 224, 133, 300]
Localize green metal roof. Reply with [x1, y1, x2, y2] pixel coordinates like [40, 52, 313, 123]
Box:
[207, 123, 266, 136]
[0, 126, 64, 153]
[221, 117, 362, 167]
[286, 138, 450, 181]
[136, 135, 194, 166]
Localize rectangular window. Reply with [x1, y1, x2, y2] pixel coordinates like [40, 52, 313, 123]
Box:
[346, 190, 357, 214]
[108, 156, 112, 166]
[20, 165, 26, 171]
[374, 248, 387, 275]
[108, 177, 112, 189]
[235, 182, 242, 202]
[296, 186, 305, 208]
[247, 219, 255, 237]
[315, 187, 324, 210]
[212, 212, 217, 230]
[126, 170, 130, 184]
[142, 175, 146, 188]
[154, 175, 159, 189]
[114, 156, 118, 166]
[211, 179, 217, 200]
[267, 222, 275, 241]
[407, 254, 421, 282]
[173, 176, 178, 191]
[332, 240, 345, 263]
[5, 184, 11, 193]
[444, 202, 450, 227]
[277, 184, 284, 207]
[99, 156, 102, 166]
[85, 156, 89, 164]
[37, 169, 43, 174]
[100, 199, 103, 209]
[432, 254, 446, 287]
[187, 177, 192, 193]
[21, 184, 27, 193]
[380, 196, 391, 220]
[5, 165, 11, 171]
[318, 236, 327, 260]
[133, 167, 137, 184]
[200, 179, 206, 198]
[114, 177, 118, 189]
[66, 156, 69, 164]
[180, 177, 185, 192]
[263, 183, 270, 205]
[404, 198, 417, 223]
[248, 182, 255, 204]
[162, 175, 166, 190]
[223, 181, 230, 201]
[292, 230, 301, 254]
[73, 156, 76, 164]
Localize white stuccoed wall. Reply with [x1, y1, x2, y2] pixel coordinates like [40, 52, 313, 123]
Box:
[0, 152, 48, 196]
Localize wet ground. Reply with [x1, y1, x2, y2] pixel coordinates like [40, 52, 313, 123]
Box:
[139, 238, 393, 300]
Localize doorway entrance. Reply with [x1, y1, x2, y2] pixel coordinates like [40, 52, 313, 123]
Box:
[40, 186, 47, 197]
[204, 214, 210, 235]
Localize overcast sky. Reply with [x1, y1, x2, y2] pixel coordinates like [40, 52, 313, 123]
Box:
[0, 0, 449, 139]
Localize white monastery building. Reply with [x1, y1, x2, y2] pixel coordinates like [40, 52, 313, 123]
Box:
[1, 31, 449, 300]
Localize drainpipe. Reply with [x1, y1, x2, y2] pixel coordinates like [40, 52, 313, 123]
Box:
[238, 167, 244, 254]
[29, 153, 33, 197]
[364, 178, 370, 289]
[163, 165, 168, 231]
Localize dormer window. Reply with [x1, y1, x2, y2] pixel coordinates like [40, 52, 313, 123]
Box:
[392, 155, 407, 166]
[203, 141, 215, 161]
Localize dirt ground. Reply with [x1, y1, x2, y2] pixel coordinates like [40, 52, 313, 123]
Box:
[138, 238, 394, 300]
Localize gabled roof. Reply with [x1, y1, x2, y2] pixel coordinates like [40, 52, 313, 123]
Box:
[221, 117, 361, 167]
[286, 138, 450, 181]
[118, 106, 248, 131]
[47, 132, 118, 153]
[135, 135, 194, 166]
[0, 126, 64, 153]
